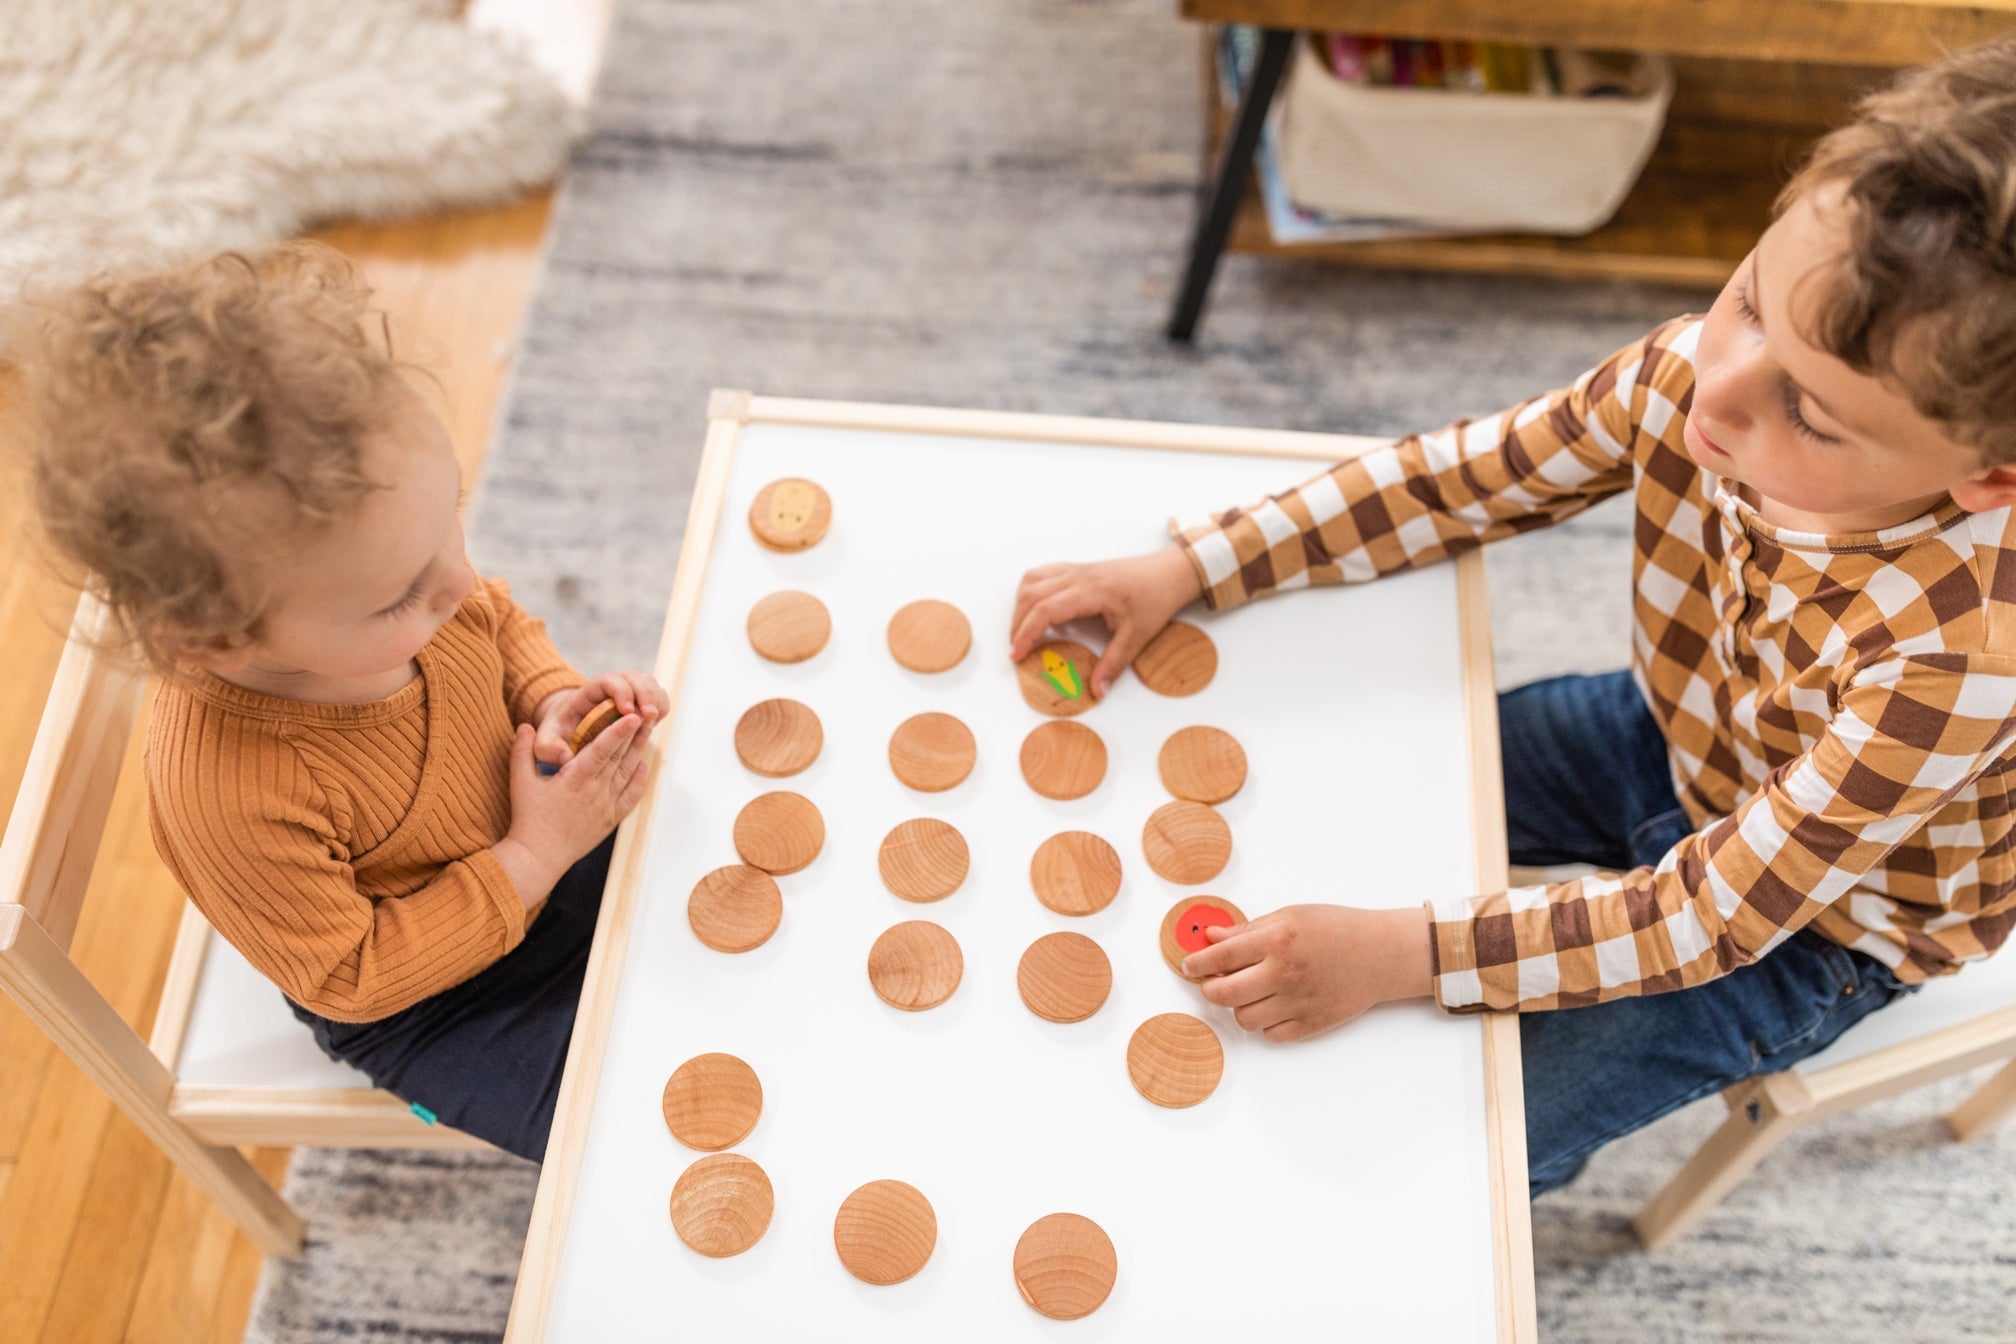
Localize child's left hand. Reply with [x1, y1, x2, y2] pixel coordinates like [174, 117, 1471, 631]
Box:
[533, 671, 670, 770]
[1181, 904, 1435, 1042]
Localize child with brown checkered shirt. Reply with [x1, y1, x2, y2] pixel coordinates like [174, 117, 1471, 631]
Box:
[1011, 37, 2016, 1193]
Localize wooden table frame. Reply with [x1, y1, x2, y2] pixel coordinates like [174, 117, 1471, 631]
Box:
[504, 392, 1535, 1342]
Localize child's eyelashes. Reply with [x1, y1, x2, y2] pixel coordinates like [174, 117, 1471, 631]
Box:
[379, 581, 426, 619]
[1732, 278, 1839, 445]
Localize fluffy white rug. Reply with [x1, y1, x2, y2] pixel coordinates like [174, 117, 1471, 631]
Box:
[0, 0, 583, 293]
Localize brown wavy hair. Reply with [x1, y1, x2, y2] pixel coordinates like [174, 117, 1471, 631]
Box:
[6, 243, 402, 671]
[1781, 36, 2016, 463]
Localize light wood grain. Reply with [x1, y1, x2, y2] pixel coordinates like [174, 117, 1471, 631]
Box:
[1017, 641, 1097, 717]
[746, 590, 831, 664]
[1018, 721, 1108, 801]
[661, 1053, 762, 1152]
[886, 713, 977, 793]
[1126, 1012, 1225, 1108]
[1157, 726, 1246, 804]
[731, 792, 825, 875]
[686, 865, 784, 954]
[669, 1153, 773, 1258]
[748, 477, 832, 553]
[1141, 800, 1232, 885]
[877, 818, 970, 903]
[1012, 1212, 1117, 1321]
[733, 698, 823, 778]
[886, 600, 971, 674]
[833, 1179, 937, 1286]
[1132, 621, 1217, 697]
[1016, 933, 1113, 1024]
[1029, 832, 1124, 917]
[866, 921, 963, 1012]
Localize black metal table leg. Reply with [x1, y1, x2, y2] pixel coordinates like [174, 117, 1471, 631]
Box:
[1165, 26, 1296, 344]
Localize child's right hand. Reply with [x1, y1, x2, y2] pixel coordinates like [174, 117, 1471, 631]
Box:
[497, 716, 650, 907]
[1008, 544, 1204, 699]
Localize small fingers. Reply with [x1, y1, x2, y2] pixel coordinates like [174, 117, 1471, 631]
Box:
[1198, 965, 1271, 1010]
[1090, 621, 1151, 700]
[1009, 593, 1083, 663]
[1180, 924, 1261, 979]
[1232, 997, 1287, 1032]
[1262, 1019, 1312, 1043]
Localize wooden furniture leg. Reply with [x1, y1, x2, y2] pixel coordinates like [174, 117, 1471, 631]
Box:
[1948, 1056, 2016, 1143]
[1633, 1072, 1812, 1251]
[1166, 26, 1295, 344]
[0, 906, 305, 1257]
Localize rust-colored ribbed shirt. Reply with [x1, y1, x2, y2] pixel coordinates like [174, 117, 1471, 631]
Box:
[145, 577, 584, 1023]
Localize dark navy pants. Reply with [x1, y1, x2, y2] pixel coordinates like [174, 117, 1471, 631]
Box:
[289, 832, 617, 1163]
[1499, 672, 1914, 1196]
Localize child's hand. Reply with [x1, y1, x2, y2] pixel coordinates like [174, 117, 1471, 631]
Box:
[1181, 904, 1434, 1042]
[496, 716, 650, 907]
[533, 671, 669, 769]
[1007, 544, 1204, 698]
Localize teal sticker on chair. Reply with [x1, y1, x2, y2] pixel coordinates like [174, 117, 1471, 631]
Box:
[410, 1102, 438, 1126]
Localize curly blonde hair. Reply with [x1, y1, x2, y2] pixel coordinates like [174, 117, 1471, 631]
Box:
[1781, 35, 2016, 463]
[6, 243, 404, 671]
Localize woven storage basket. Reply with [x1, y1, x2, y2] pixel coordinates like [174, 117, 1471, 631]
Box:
[1275, 37, 1673, 235]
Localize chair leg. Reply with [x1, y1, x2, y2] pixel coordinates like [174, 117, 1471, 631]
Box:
[1948, 1056, 2016, 1143]
[1634, 1072, 1812, 1251]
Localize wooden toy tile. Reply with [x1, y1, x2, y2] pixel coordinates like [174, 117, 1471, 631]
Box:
[1015, 932, 1112, 1024]
[1141, 800, 1231, 885]
[1012, 1212, 1117, 1321]
[833, 1179, 938, 1286]
[1029, 831, 1123, 917]
[661, 1052, 763, 1151]
[748, 477, 832, 552]
[734, 697, 823, 778]
[1133, 620, 1217, 697]
[1016, 639, 1096, 716]
[669, 1152, 774, 1257]
[687, 864, 783, 953]
[1159, 896, 1248, 978]
[1126, 1012, 1224, 1109]
[1018, 720, 1107, 801]
[746, 589, 831, 663]
[886, 599, 972, 673]
[867, 920, 964, 1011]
[887, 712, 977, 792]
[732, 791, 826, 875]
[877, 817, 970, 903]
[1157, 725, 1247, 804]
[569, 698, 624, 756]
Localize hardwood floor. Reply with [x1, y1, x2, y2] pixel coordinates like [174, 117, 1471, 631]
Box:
[0, 4, 610, 1340]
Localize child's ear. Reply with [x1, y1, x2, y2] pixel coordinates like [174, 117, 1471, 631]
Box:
[151, 626, 256, 672]
[1950, 463, 2016, 514]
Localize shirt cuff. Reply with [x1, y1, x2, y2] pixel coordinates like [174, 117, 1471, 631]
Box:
[1167, 516, 1253, 613]
[1427, 892, 1491, 1013]
[466, 846, 530, 951]
[512, 667, 586, 727]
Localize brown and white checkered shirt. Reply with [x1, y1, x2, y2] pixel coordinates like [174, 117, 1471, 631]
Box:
[1177, 317, 2016, 1013]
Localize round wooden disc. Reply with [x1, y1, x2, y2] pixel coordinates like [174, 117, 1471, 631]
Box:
[1012, 1212, 1117, 1321]
[887, 600, 971, 673]
[1126, 1012, 1224, 1108]
[747, 590, 831, 663]
[867, 920, 963, 1011]
[749, 477, 832, 552]
[1017, 640, 1096, 717]
[877, 818, 970, 903]
[1141, 800, 1231, 885]
[733, 792, 826, 874]
[688, 865, 783, 953]
[1157, 726, 1247, 804]
[569, 698, 623, 756]
[1018, 721, 1107, 801]
[1134, 621, 1217, 697]
[888, 712, 976, 792]
[1159, 895, 1248, 978]
[1016, 932, 1112, 1023]
[661, 1053, 763, 1151]
[669, 1153, 774, 1257]
[734, 698, 823, 778]
[833, 1179, 938, 1285]
[1029, 831, 1123, 917]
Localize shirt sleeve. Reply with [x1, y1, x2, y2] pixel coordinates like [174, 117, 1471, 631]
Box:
[1430, 654, 2016, 1012]
[148, 733, 530, 1023]
[481, 575, 584, 724]
[1173, 328, 1658, 610]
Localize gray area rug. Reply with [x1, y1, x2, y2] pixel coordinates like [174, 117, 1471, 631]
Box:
[249, 1, 2016, 1339]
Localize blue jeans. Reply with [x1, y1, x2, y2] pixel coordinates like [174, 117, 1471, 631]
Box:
[1500, 671, 1913, 1196]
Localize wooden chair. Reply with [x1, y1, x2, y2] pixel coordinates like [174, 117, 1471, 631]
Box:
[1511, 865, 2016, 1248]
[0, 593, 487, 1259]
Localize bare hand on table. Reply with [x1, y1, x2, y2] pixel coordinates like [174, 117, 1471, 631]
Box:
[1180, 904, 1435, 1042]
[1007, 543, 1204, 698]
[495, 709, 653, 910]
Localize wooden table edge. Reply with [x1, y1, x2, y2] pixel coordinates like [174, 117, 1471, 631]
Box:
[504, 391, 1535, 1343]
